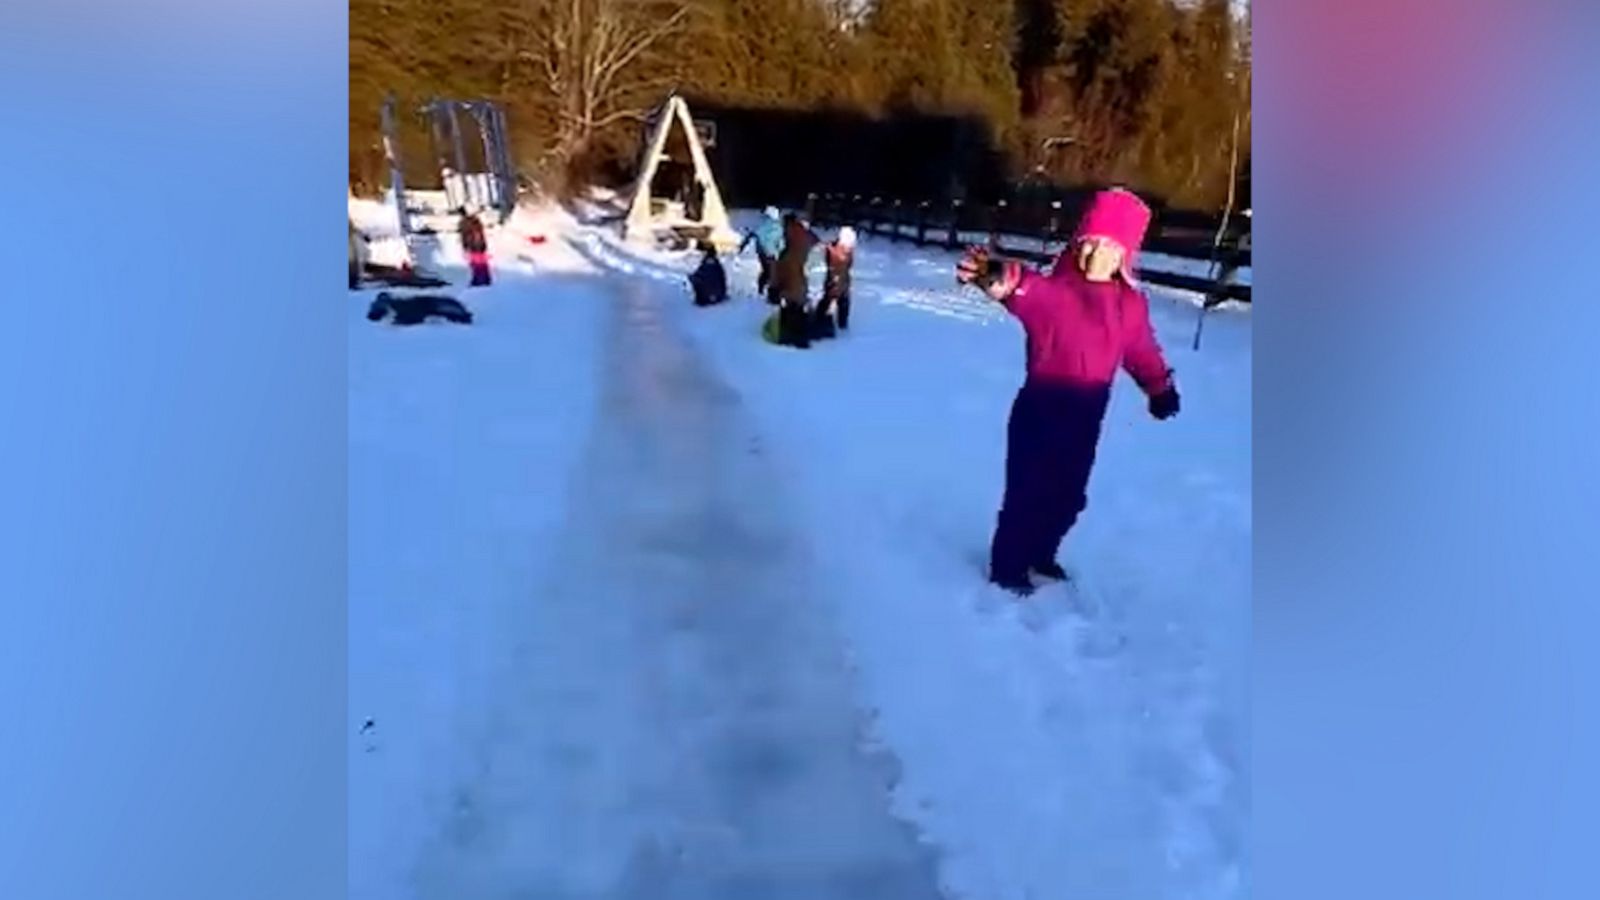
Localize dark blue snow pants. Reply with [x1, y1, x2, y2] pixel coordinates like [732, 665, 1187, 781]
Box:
[989, 381, 1111, 582]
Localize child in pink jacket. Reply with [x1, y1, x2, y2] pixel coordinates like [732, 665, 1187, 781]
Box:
[957, 188, 1180, 596]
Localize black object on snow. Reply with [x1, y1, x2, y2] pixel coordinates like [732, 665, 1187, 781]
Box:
[367, 292, 474, 326]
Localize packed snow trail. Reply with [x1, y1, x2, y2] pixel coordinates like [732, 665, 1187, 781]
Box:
[413, 273, 945, 899]
[347, 232, 613, 900]
[571, 211, 1248, 900]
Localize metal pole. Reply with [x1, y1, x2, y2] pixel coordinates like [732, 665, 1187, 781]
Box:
[426, 102, 450, 174]
[494, 105, 517, 219]
[1193, 111, 1243, 351]
[485, 103, 506, 214]
[469, 103, 497, 211]
[446, 102, 469, 210]
[380, 95, 410, 237]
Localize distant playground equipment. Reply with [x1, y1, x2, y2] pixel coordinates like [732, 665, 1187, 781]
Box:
[623, 94, 739, 252]
[372, 94, 518, 273]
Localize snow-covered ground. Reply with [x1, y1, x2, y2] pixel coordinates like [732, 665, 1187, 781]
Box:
[349, 196, 1250, 900]
[348, 203, 612, 899]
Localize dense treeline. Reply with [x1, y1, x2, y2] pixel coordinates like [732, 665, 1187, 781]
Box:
[351, 0, 1249, 210]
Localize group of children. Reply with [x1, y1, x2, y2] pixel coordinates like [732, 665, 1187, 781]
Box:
[686, 206, 857, 350]
[356, 186, 1186, 601]
[691, 190, 1183, 599]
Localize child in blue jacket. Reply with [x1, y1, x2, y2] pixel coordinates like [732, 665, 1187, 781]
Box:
[738, 206, 784, 302]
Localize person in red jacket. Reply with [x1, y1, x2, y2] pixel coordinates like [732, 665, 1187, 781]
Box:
[458, 207, 491, 286]
[957, 188, 1180, 596]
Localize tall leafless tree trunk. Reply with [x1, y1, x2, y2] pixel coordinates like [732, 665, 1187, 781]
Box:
[522, 0, 693, 173]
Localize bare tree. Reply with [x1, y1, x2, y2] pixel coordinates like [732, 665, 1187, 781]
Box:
[522, 0, 694, 171]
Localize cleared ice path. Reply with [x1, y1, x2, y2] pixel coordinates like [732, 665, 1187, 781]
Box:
[414, 275, 946, 899]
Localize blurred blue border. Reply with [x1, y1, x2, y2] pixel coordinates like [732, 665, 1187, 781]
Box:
[1257, 2, 1600, 899]
[6, 0, 1600, 897]
[0, 4, 347, 898]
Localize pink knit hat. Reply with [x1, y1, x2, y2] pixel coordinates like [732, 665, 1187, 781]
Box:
[1066, 188, 1152, 288]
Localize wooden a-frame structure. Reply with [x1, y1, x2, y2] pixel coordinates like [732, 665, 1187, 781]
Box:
[623, 94, 738, 250]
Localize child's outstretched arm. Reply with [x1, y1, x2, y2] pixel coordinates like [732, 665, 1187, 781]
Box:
[1119, 289, 1180, 419]
[957, 246, 1052, 327]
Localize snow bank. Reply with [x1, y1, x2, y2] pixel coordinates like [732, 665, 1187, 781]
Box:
[573, 210, 1250, 900]
[349, 196, 411, 268]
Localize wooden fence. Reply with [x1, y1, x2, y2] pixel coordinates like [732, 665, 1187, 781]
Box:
[806, 192, 1251, 303]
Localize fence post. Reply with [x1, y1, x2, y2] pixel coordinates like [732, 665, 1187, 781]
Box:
[916, 201, 929, 244]
[991, 199, 1007, 249]
[1047, 200, 1062, 254]
[948, 200, 961, 250]
[805, 192, 817, 223]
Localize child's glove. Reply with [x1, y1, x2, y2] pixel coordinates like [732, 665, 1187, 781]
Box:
[956, 246, 1020, 296]
[1149, 384, 1181, 420]
[955, 246, 996, 285]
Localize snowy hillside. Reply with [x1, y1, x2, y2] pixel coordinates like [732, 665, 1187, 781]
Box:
[348, 198, 1250, 900]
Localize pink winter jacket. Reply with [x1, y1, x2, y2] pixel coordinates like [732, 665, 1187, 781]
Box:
[1000, 262, 1173, 397]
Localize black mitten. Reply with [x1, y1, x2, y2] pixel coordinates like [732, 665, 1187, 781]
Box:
[1149, 385, 1180, 420]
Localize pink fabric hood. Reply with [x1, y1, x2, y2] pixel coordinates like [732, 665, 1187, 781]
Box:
[1063, 188, 1152, 288]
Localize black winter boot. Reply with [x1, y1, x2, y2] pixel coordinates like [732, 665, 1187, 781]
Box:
[1031, 560, 1068, 581]
[990, 572, 1036, 597]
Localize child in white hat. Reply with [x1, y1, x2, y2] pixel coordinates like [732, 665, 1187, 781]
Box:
[817, 225, 857, 333]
